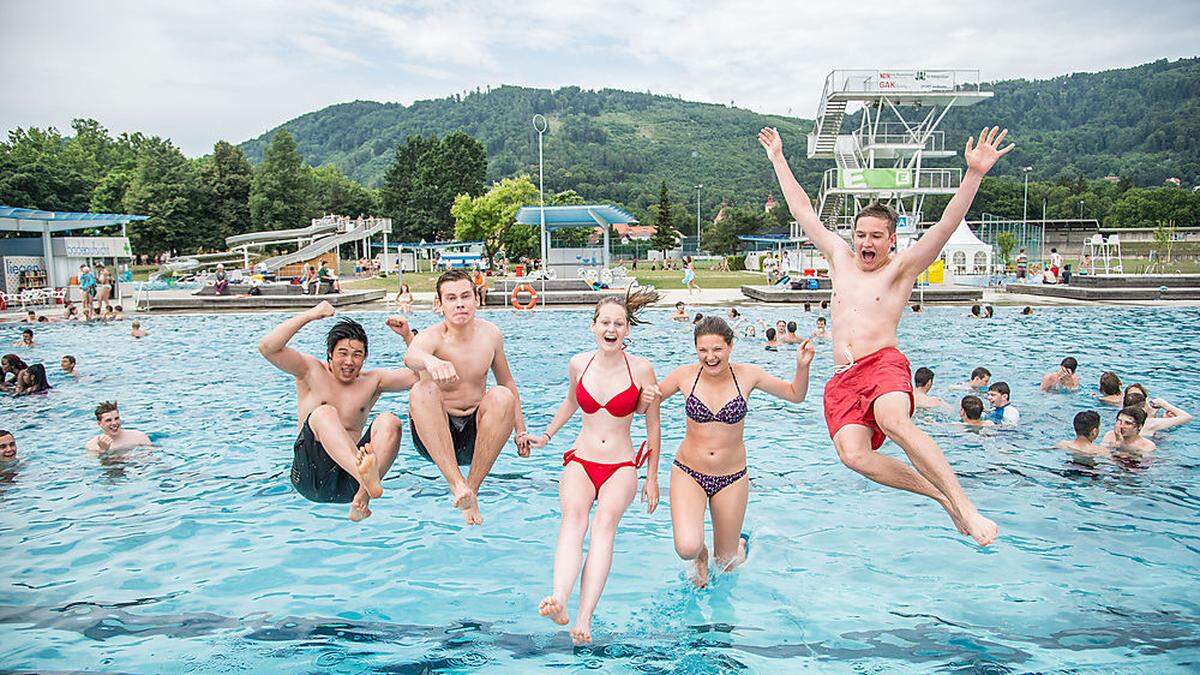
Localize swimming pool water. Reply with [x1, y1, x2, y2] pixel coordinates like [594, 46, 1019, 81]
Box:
[2, 305, 1198, 672]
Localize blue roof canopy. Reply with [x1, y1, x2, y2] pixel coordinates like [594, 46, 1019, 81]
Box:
[0, 205, 148, 233]
[514, 205, 637, 231]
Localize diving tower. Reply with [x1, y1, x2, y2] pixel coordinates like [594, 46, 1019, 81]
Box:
[805, 69, 992, 232]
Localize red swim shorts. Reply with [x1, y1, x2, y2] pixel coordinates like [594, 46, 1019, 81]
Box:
[823, 346, 914, 450]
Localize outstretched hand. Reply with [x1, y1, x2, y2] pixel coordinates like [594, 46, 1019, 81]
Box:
[964, 126, 1014, 175]
[757, 127, 784, 161]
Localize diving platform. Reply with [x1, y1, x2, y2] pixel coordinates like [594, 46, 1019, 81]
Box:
[741, 284, 982, 304]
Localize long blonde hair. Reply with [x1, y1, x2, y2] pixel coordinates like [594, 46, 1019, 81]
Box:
[593, 287, 660, 326]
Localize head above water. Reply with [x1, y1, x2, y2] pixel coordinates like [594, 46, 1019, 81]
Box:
[0, 429, 14, 460]
[1116, 405, 1147, 436]
[1099, 371, 1121, 396]
[94, 401, 121, 435]
[851, 202, 899, 271]
[970, 367, 991, 386]
[1073, 410, 1101, 440]
[816, 317, 827, 327]
[592, 288, 659, 351]
[987, 381, 1011, 406]
[765, 327, 777, 341]
[971, 304, 981, 317]
[2, 354, 27, 374]
[1124, 383, 1148, 400]
[1122, 390, 1146, 409]
[914, 367, 934, 389]
[960, 395, 984, 421]
[1059, 357, 1078, 374]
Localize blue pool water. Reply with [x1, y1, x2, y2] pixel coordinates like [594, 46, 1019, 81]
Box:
[2, 305, 1198, 672]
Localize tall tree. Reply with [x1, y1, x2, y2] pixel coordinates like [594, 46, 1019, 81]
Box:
[648, 181, 682, 255]
[121, 137, 206, 254]
[249, 130, 312, 231]
[703, 205, 766, 255]
[197, 140, 253, 243]
[310, 165, 378, 219]
[0, 127, 91, 210]
[380, 132, 486, 242]
[451, 176, 539, 265]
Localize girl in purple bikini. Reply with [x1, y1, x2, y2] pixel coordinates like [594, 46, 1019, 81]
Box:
[650, 316, 813, 587]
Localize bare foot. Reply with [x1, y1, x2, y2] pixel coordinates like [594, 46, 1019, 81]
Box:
[538, 596, 569, 625]
[692, 546, 709, 588]
[463, 503, 484, 526]
[569, 620, 591, 645]
[355, 444, 383, 499]
[962, 510, 999, 546]
[938, 497, 970, 536]
[348, 488, 372, 522]
[451, 483, 475, 511]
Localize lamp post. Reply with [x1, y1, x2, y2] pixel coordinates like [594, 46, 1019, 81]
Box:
[694, 184, 703, 252]
[532, 114, 548, 272]
[1078, 200, 1084, 219]
[1022, 166, 1034, 262]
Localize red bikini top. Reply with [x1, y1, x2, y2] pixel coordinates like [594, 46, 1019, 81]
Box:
[576, 353, 641, 418]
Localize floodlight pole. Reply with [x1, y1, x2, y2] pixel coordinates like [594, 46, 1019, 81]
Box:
[1022, 166, 1033, 261]
[533, 115, 548, 272]
[694, 184, 703, 252]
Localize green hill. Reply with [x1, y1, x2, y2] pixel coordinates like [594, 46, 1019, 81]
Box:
[240, 57, 1200, 213]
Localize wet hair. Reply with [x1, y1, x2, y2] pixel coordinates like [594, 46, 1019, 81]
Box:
[728, 308, 741, 318]
[21, 329, 32, 337]
[1021, 306, 1033, 315]
[130, 321, 140, 329]
[1060, 357, 1078, 373]
[1124, 383, 1148, 399]
[1123, 390, 1146, 408]
[1118, 405, 1147, 428]
[435, 269, 473, 298]
[1073, 410, 1101, 437]
[911, 304, 922, 312]
[971, 367, 991, 381]
[0, 429, 10, 439]
[988, 381, 1011, 399]
[37, 316, 48, 322]
[914, 367, 934, 388]
[1099, 372, 1121, 395]
[21, 364, 50, 393]
[971, 304, 981, 316]
[694, 316, 735, 344]
[593, 287, 660, 327]
[787, 320, 797, 333]
[2, 354, 28, 374]
[820, 300, 829, 310]
[961, 395, 984, 420]
[983, 306, 994, 318]
[26, 311, 34, 317]
[95, 400, 118, 420]
[765, 327, 777, 340]
[675, 301, 685, 310]
[62, 355, 76, 365]
[853, 201, 899, 233]
[816, 317, 827, 325]
[326, 318, 368, 359]
[803, 302, 812, 312]
[692, 313, 703, 323]
[115, 305, 123, 312]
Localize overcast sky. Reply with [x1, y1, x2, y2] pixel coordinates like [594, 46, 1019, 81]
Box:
[2, 0, 1197, 156]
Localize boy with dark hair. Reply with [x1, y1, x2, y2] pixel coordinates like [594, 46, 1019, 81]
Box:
[986, 382, 1020, 425]
[1097, 372, 1122, 405]
[61, 355, 78, 378]
[762, 123, 1013, 545]
[1040, 356, 1080, 392]
[85, 401, 152, 453]
[1103, 406, 1156, 455]
[1056, 411, 1106, 457]
[405, 270, 530, 525]
[951, 366, 991, 391]
[259, 301, 416, 521]
[959, 396, 992, 427]
[0, 429, 15, 462]
[913, 367, 944, 409]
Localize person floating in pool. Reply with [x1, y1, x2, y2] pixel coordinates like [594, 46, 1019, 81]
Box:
[1056, 411, 1107, 459]
[644, 317, 813, 587]
[258, 301, 416, 521]
[1040, 357, 1080, 392]
[85, 401, 152, 453]
[950, 366, 991, 392]
[761, 124, 1011, 546]
[1103, 405, 1156, 457]
[958, 395, 992, 428]
[404, 270, 530, 526]
[530, 289, 661, 645]
[1095, 371, 1123, 406]
[912, 367, 946, 409]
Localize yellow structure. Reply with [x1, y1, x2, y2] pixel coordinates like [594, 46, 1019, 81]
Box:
[918, 258, 945, 285]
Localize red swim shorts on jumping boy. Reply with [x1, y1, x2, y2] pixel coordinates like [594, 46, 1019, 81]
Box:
[823, 346, 915, 450]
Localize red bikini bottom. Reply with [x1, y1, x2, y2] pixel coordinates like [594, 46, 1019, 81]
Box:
[563, 442, 650, 495]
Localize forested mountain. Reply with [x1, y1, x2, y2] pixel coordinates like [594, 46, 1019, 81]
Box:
[240, 58, 1200, 213]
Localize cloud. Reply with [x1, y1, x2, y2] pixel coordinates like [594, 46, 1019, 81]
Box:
[1, 0, 1196, 156]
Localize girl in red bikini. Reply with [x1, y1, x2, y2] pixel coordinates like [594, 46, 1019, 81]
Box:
[650, 316, 813, 588]
[529, 288, 661, 645]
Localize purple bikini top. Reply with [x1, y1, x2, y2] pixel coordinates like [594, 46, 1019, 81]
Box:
[685, 367, 748, 424]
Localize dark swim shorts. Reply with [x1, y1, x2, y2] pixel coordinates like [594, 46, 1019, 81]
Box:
[411, 410, 478, 466]
[290, 414, 371, 503]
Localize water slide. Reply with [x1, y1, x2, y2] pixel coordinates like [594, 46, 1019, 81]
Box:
[224, 220, 340, 250]
[258, 219, 391, 272]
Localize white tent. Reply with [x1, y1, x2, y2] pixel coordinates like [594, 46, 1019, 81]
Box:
[940, 219, 993, 276]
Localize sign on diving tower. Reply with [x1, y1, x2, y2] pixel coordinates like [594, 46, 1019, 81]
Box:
[805, 69, 992, 233]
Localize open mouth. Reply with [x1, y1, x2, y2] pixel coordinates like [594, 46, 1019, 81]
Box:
[602, 334, 619, 345]
[703, 358, 721, 367]
[1, 451, 14, 459]
[860, 250, 877, 263]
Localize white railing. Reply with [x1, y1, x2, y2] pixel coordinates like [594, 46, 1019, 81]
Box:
[855, 125, 945, 152]
[821, 69, 986, 96]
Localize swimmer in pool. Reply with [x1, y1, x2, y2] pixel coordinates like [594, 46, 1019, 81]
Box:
[670, 302, 689, 322]
[1040, 357, 1080, 392]
[13, 329, 33, 348]
[764, 327, 781, 351]
[644, 317, 813, 587]
[0, 430, 15, 463]
[530, 289, 661, 645]
[84, 401, 152, 453]
[1056, 411, 1108, 459]
[259, 301, 416, 521]
[780, 321, 804, 345]
[129, 321, 148, 339]
[950, 367, 991, 391]
[60, 355, 78, 378]
[1095, 371, 1123, 406]
[959, 395, 993, 428]
[404, 270, 531, 526]
[1102, 406, 1156, 457]
[763, 124, 1007, 545]
[811, 316, 829, 339]
[912, 367, 946, 409]
[1123, 388, 1193, 438]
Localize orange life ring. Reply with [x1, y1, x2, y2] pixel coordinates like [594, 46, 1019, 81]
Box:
[511, 283, 538, 310]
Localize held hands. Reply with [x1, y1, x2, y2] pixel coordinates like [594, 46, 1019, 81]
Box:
[515, 432, 532, 457]
[757, 127, 784, 161]
[797, 338, 815, 367]
[639, 384, 662, 408]
[528, 432, 551, 448]
[308, 300, 336, 320]
[641, 475, 659, 514]
[426, 357, 458, 383]
[964, 126, 1015, 175]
